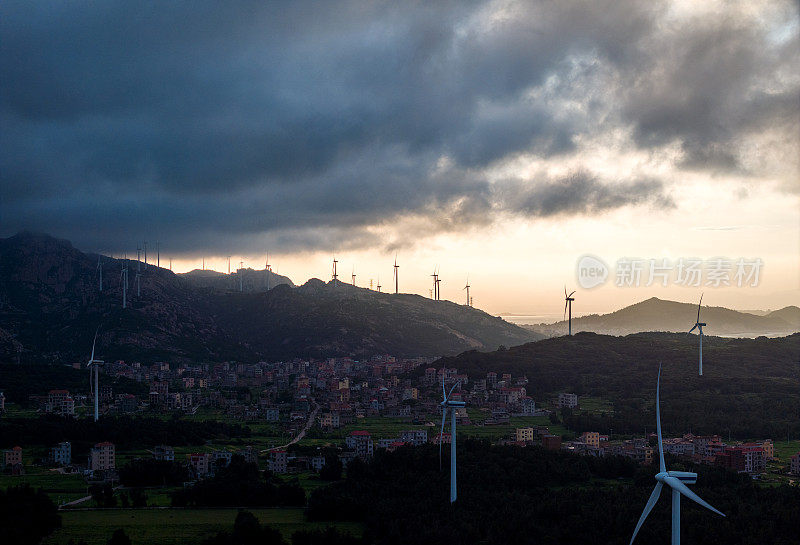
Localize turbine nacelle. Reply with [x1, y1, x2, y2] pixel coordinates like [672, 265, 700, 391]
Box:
[655, 471, 698, 486]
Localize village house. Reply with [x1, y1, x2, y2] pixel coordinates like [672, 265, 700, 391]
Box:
[50, 442, 71, 466]
[89, 442, 115, 471]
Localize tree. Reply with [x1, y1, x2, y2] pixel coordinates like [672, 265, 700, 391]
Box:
[107, 529, 131, 545]
[0, 485, 61, 545]
[319, 454, 343, 481]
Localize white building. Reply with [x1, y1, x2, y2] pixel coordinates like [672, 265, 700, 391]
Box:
[50, 442, 71, 466]
[89, 442, 115, 471]
[558, 393, 578, 409]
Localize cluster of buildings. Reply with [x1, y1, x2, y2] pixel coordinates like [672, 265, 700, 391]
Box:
[555, 432, 778, 476]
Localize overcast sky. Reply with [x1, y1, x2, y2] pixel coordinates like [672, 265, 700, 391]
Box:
[2, 1, 798, 314]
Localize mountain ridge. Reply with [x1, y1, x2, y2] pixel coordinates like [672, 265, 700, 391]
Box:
[527, 296, 799, 337]
[0, 232, 540, 363]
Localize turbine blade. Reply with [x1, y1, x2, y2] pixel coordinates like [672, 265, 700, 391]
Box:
[564, 300, 568, 321]
[629, 482, 663, 545]
[656, 363, 666, 473]
[90, 327, 99, 362]
[442, 373, 446, 400]
[568, 291, 576, 298]
[447, 380, 461, 400]
[697, 293, 703, 322]
[689, 324, 697, 333]
[439, 408, 447, 471]
[665, 477, 725, 517]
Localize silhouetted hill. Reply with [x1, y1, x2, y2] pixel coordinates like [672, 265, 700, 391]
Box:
[434, 332, 800, 438]
[529, 297, 799, 337]
[180, 267, 294, 291]
[0, 232, 540, 363]
[204, 278, 541, 359]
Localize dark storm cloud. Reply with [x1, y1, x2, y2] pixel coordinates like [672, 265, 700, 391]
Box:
[1, 1, 796, 253]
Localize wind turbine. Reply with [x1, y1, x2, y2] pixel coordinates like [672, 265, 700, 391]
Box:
[377, 276, 381, 293]
[265, 252, 272, 290]
[393, 255, 399, 294]
[239, 260, 244, 292]
[463, 276, 470, 306]
[332, 256, 338, 284]
[86, 329, 105, 422]
[156, 241, 160, 268]
[227, 256, 231, 275]
[439, 375, 465, 503]
[689, 294, 707, 376]
[564, 287, 576, 335]
[629, 363, 725, 545]
[351, 266, 356, 287]
[436, 271, 442, 301]
[431, 268, 439, 300]
[120, 259, 128, 309]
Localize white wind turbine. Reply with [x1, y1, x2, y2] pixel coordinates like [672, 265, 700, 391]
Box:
[688, 294, 707, 375]
[629, 363, 725, 545]
[120, 258, 129, 309]
[97, 256, 103, 292]
[439, 374, 465, 503]
[86, 329, 105, 422]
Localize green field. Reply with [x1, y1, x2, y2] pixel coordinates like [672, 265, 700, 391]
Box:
[0, 468, 89, 504]
[43, 508, 363, 545]
[772, 440, 800, 462]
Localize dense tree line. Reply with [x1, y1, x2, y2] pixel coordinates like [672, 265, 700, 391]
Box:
[430, 333, 800, 439]
[171, 457, 306, 507]
[308, 440, 800, 545]
[201, 511, 363, 545]
[119, 458, 191, 487]
[0, 414, 250, 450]
[0, 484, 61, 545]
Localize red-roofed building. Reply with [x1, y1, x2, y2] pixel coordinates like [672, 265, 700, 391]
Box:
[346, 431, 374, 459]
[790, 452, 800, 476]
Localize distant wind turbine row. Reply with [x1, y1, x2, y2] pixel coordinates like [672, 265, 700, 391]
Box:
[328, 255, 473, 305]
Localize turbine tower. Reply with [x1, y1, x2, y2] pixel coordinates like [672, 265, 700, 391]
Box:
[332, 256, 339, 284]
[351, 266, 356, 287]
[689, 294, 707, 376]
[120, 260, 128, 309]
[630, 363, 725, 544]
[239, 260, 244, 292]
[431, 268, 439, 300]
[377, 276, 381, 293]
[439, 375, 466, 503]
[463, 276, 470, 306]
[156, 241, 160, 268]
[227, 256, 231, 275]
[86, 329, 105, 422]
[393, 256, 399, 294]
[436, 271, 441, 301]
[265, 252, 271, 290]
[564, 287, 576, 335]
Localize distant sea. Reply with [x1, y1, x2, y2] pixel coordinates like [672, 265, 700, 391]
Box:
[501, 314, 564, 325]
